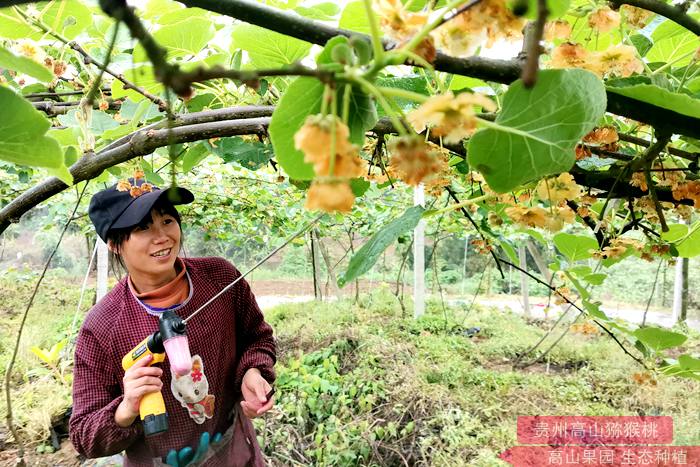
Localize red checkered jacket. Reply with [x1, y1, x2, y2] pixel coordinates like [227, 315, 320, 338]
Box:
[69, 257, 276, 466]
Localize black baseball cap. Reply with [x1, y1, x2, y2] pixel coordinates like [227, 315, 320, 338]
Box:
[88, 178, 194, 242]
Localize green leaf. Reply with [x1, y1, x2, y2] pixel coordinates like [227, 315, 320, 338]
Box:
[583, 300, 609, 321]
[647, 18, 700, 66]
[213, 137, 273, 170]
[0, 1, 92, 40]
[134, 17, 215, 62]
[606, 84, 700, 120]
[553, 232, 598, 262]
[269, 76, 376, 180]
[678, 354, 700, 371]
[269, 77, 323, 179]
[523, 0, 570, 19]
[583, 273, 607, 285]
[294, 3, 340, 20]
[376, 76, 429, 116]
[338, 206, 425, 287]
[633, 327, 687, 351]
[0, 86, 64, 170]
[468, 69, 606, 193]
[56, 109, 120, 134]
[675, 225, 700, 258]
[350, 177, 370, 197]
[629, 34, 653, 57]
[64, 146, 78, 166]
[661, 223, 688, 243]
[155, 6, 210, 25]
[181, 144, 210, 173]
[339, 1, 372, 34]
[110, 66, 163, 102]
[0, 46, 53, 81]
[232, 24, 311, 68]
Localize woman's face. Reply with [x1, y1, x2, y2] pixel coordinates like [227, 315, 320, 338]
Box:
[114, 208, 181, 287]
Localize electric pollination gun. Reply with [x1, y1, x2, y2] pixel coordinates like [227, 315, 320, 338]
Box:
[121, 310, 192, 437]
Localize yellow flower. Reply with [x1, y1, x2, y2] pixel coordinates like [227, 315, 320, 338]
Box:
[432, 25, 485, 57]
[450, 0, 524, 48]
[294, 115, 356, 177]
[588, 7, 620, 33]
[505, 205, 548, 228]
[544, 20, 572, 41]
[583, 126, 618, 146]
[536, 173, 582, 204]
[408, 92, 496, 144]
[550, 42, 591, 70]
[590, 45, 644, 78]
[376, 0, 427, 41]
[621, 5, 653, 29]
[544, 206, 576, 232]
[15, 40, 44, 61]
[305, 180, 355, 213]
[388, 137, 445, 186]
[116, 180, 131, 192]
[629, 172, 648, 192]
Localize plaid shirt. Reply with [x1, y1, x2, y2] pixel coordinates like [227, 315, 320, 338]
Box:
[69, 257, 276, 466]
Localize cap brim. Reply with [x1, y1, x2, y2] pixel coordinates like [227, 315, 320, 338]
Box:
[110, 187, 193, 231]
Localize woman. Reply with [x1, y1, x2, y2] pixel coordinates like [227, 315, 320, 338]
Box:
[69, 178, 276, 466]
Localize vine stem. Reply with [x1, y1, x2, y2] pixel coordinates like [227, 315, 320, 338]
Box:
[378, 87, 429, 103]
[4, 182, 90, 466]
[426, 193, 493, 216]
[362, 0, 385, 63]
[13, 6, 167, 109]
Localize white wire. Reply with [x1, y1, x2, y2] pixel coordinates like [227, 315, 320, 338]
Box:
[68, 239, 99, 341]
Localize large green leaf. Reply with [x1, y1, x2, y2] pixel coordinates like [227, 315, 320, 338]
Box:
[269, 75, 377, 180]
[0, 46, 53, 81]
[647, 18, 700, 66]
[633, 327, 687, 351]
[377, 76, 429, 116]
[133, 17, 215, 62]
[468, 69, 606, 193]
[0, 86, 66, 172]
[606, 84, 700, 120]
[339, 1, 372, 35]
[661, 223, 700, 257]
[338, 206, 425, 287]
[553, 232, 598, 262]
[0, 1, 92, 39]
[269, 77, 324, 179]
[678, 354, 700, 371]
[232, 24, 311, 68]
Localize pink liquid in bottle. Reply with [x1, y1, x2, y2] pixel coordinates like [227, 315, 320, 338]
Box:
[163, 335, 192, 376]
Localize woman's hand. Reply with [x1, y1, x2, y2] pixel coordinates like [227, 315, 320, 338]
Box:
[115, 354, 164, 427]
[240, 368, 274, 419]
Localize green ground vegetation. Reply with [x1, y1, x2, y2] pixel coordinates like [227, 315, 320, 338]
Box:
[1, 274, 699, 466]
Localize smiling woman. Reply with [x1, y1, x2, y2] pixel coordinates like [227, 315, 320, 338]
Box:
[68, 176, 278, 467]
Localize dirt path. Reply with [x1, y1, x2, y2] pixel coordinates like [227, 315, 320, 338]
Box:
[249, 279, 699, 331]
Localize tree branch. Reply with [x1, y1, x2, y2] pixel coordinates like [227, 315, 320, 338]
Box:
[609, 0, 700, 36]
[0, 117, 271, 236]
[521, 0, 548, 88]
[13, 7, 167, 109]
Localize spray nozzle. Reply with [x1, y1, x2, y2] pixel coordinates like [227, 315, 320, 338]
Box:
[159, 311, 192, 376]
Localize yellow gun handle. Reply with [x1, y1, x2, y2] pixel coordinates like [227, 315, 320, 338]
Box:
[140, 390, 168, 436]
[122, 335, 165, 371]
[122, 335, 169, 436]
